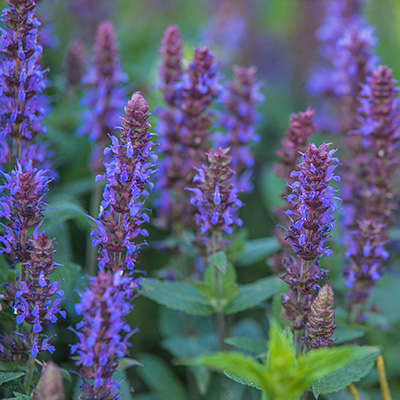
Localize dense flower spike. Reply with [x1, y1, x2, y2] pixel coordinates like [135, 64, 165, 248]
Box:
[345, 220, 388, 310]
[3, 231, 65, 357]
[274, 108, 316, 186]
[0, 162, 64, 358]
[65, 38, 86, 88]
[218, 65, 262, 193]
[0, 161, 50, 265]
[188, 147, 242, 253]
[303, 284, 336, 349]
[71, 269, 134, 400]
[284, 142, 340, 261]
[90, 92, 156, 272]
[156, 25, 185, 227]
[78, 21, 126, 173]
[0, 0, 49, 167]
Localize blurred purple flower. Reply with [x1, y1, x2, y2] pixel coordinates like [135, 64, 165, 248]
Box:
[78, 21, 127, 174]
[65, 38, 86, 88]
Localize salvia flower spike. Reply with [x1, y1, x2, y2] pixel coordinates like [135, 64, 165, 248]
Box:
[65, 38, 86, 88]
[71, 269, 135, 399]
[90, 91, 157, 273]
[303, 283, 336, 349]
[0, 0, 49, 167]
[284, 142, 341, 261]
[78, 21, 127, 174]
[188, 147, 242, 253]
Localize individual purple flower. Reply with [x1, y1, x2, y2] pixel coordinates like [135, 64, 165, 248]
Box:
[217, 65, 263, 193]
[284, 142, 341, 261]
[78, 21, 127, 174]
[65, 38, 86, 88]
[0, 0, 49, 168]
[303, 283, 336, 349]
[71, 269, 135, 399]
[89, 92, 157, 273]
[187, 147, 242, 253]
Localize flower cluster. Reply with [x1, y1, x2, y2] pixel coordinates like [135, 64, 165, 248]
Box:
[90, 92, 156, 272]
[78, 21, 127, 173]
[156, 25, 185, 227]
[3, 231, 66, 357]
[284, 142, 340, 261]
[71, 269, 134, 399]
[218, 65, 262, 193]
[65, 38, 86, 88]
[0, 0, 49, 167]
[188, 147, 242, 253]
[0, 162, 64, 357]
[303, 283, 336, 349]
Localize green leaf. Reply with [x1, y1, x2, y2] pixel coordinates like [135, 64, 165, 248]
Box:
[224, 372, 262, 391]
[50, 262, 81, 285]
[118, 358, 143, 370]
[59, 367, 72, 383]
[186, 352, 266, 391]
[236, 237, 280, 267]
[334, 328, 365, 345]
[0, 372, 24, 386]
[225, 337, 268, 355]
[260, 165, 286, 213]
[190, 366, 211, 396]
[137, 353, 187, 400]
[11, 393, 30, 400]
[208, 251, 227, 273]
[224, 276, 279, 314]
[42, 201, 87, 231]
[142, 280, 214, 316]
[311, 346, 380, 398]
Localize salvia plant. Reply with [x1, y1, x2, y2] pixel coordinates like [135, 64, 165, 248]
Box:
[0, 1, 398, 400]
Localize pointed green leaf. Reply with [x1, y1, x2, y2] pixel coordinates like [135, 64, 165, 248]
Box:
[136, 353, 187, 400]
[208, 251, 227, 273]
[236, 237, 280, 267]
[142, 280, 214, 316]
[42, 201, 87, 230]
[190, 366, 211, 396]
[225, 337, 268, 355]
[224, 371, 262, 390]
[0, 372, 24, 385]
[224, 276, 279, 314]
[311, 346, 380, 398]
[186, 352, 266, 391]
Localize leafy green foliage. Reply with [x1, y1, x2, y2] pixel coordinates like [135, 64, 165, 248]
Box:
[136, 353, 187, 400]
[208, 251, 227, 273]
[235, 237, 280, 267]
[41, 201, 87, 231]
[312, 346, 380, 398]
[142, 280, 214, 316]
[0, 372, 24, 386]
[224, 337, 268, 355]
[224, 276, 279, 314]
[186, 323, 377, 400]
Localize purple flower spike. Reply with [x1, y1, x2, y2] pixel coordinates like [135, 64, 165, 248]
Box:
[284, 142, 341, 262]
[218, 65, 263, 193]
[0, 0, 49, 168]
[303, 283, 336, 349]
[65, 38, 86, 88]
[90, 92, 156, 273]
[187, 147, 242, 253]
[71, 269, 135, 399]
[78, 21, 127, 174]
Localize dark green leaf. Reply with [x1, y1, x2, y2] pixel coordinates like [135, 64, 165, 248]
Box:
[208, 251, 227, 273]
[137, 353, 187, 400]
[42, 201, 87, 231]
[0, 372, 24, 386]
[190, 366, 211, 396]
[142, 280, 214, 316]
[224, 372, 262, 391]
[236, 237, 280, 267]
[224, 276, 279, 314]
[311, 346, 380, 398]
[118, 358, 143, 370]
[225, 337, 268, 355]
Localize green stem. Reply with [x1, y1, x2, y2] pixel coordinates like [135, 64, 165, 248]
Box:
[214, 264, 228, 349]
[88, 180, 104, 275]
[23, 347, 36, 393]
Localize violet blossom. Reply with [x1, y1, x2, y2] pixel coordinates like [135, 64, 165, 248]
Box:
[218, 65, 263, 193]
[65, 38, 86, 88]
[187, 147, 242, 253]
[89, 91, 156, 273]
[78, 21, 127, 174]
[71, 269, 135, 399]
[0, 0, 49, 168]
